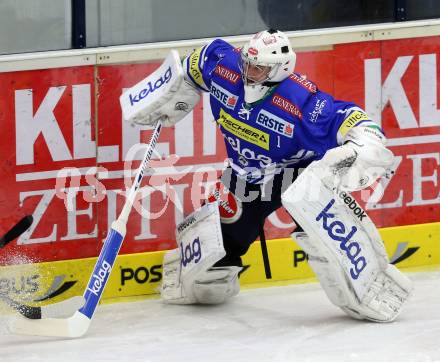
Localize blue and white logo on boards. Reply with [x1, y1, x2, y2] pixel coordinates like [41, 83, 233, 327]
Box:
[210, 81, 238, 110]
[256, 110, 294, 138]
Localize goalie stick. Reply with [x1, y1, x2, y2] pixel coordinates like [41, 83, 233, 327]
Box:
[9, 120, 163, 338]
[0, 215, 33, 248]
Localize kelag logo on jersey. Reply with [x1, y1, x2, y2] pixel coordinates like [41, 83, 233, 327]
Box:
[256, 110, 294, 138]
[210, 81, 238, 110]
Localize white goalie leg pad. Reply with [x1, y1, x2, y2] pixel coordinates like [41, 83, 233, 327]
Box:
[293, 232, 412, 322]
[282, 161, 413, 322]
[161, 202, 241, 304]
[191, 265, 241, 304]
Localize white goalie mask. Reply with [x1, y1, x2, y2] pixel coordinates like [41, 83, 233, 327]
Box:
[239, 29, 296, 104]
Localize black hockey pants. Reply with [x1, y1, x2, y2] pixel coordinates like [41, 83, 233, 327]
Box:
[214, 168, 299, 267]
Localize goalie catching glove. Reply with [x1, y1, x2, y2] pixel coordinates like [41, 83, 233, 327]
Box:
[161, 202, 241, 305]
[135, 78, 200, 127]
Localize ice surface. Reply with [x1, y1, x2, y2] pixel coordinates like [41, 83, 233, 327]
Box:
[1, 270, 439, 362]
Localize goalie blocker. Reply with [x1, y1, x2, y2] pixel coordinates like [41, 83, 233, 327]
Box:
[282, 161, 413, 322]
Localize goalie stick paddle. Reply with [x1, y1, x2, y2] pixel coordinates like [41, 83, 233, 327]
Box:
[0, 215, 33, 248]
[9, 120, 163, 338]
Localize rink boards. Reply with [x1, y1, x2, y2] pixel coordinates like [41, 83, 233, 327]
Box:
[1, 28, 440, 265]
[0, 221, 438, 310]
[1, 21, 440, 311]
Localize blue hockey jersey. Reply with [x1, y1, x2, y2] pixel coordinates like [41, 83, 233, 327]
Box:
[185, 39, 379, 184]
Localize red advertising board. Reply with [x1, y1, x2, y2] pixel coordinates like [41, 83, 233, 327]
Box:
[0, 36, 439, 264]
[0, 66, 98, 263]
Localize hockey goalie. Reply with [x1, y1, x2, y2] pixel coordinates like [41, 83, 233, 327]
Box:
[124, 29, 413, 322]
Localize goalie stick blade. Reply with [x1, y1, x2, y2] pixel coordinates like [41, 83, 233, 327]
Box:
[1, 295, 85, 320]
[1, 295, 42, 319]
[8, 311, 91, 338]
[40, 296, 85, 319]
[0, 215, 33, 248]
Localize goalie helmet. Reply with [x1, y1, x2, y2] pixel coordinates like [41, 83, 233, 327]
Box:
[239, 29, 296, 104]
